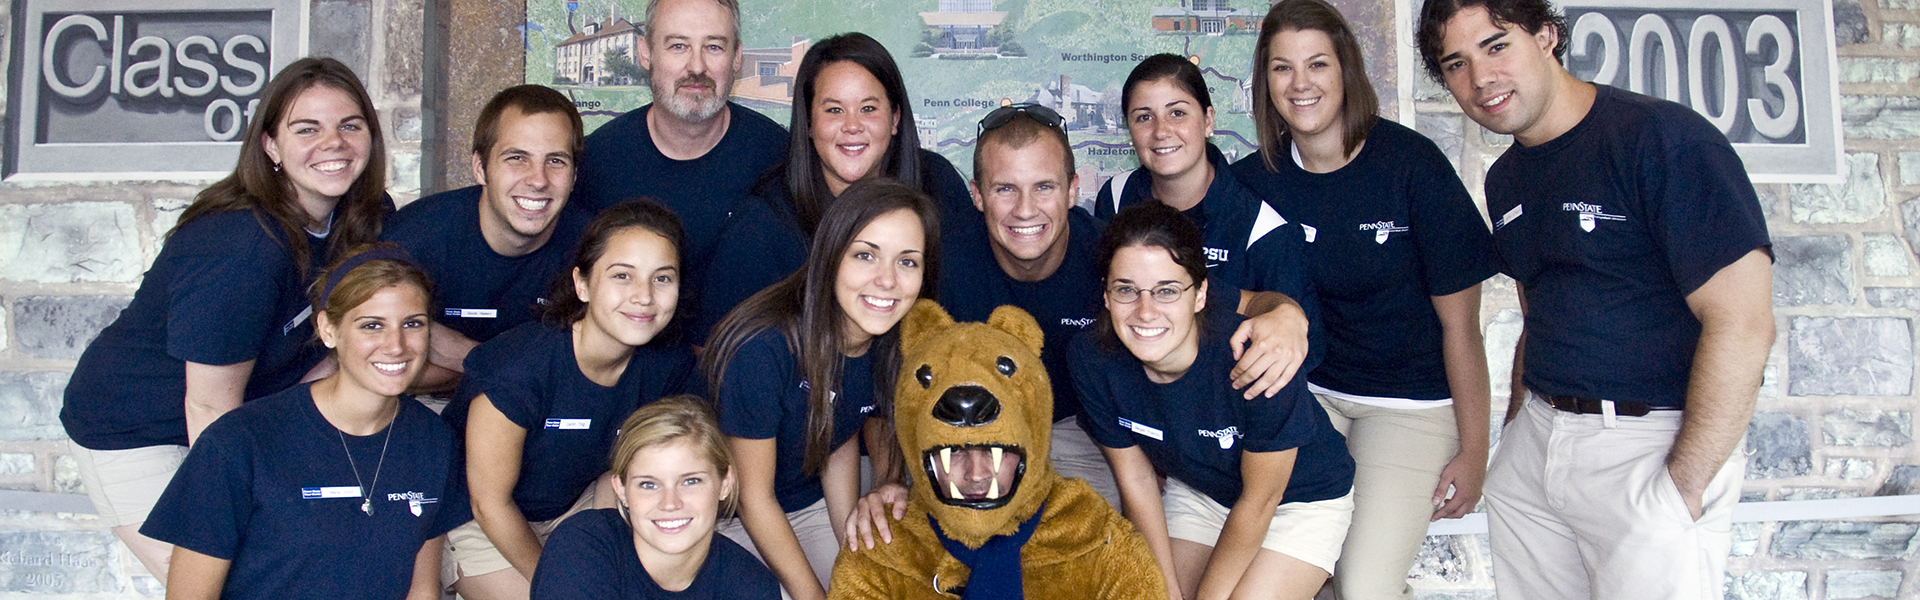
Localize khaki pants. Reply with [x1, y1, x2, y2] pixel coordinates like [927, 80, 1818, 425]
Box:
[1485, 394, 1742, 600]
[1315, 395, 1460, 600]
[446, 484, 600, 577]
[68, 441, 188, 527]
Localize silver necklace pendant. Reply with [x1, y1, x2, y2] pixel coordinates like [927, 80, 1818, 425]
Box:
[362, 498, 373, 516]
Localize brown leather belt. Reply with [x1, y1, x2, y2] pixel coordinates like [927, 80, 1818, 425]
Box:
[1544, 395, 1676, 417]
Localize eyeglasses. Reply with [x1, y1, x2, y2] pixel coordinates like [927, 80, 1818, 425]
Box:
[978, 103, 1065, 135]
[1106, 282, 1194, 304]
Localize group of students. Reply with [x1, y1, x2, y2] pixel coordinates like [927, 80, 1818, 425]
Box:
[56, 0, 1510, 598]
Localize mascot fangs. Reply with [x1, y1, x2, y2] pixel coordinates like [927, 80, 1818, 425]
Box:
[828, 300, 1167, 600]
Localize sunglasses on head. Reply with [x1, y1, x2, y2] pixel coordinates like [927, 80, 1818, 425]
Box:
[978, 103, 1066, 135]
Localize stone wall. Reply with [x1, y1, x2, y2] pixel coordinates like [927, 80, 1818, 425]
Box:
[0, 0, 424, 595]
[0, 0, 1914, 598]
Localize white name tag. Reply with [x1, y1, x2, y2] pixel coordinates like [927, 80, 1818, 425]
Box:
[1301, 224, 1317, 243]
[445, 308, 498, 319]
[545, 418, 591, 430]
[283, 306, 313, 335]
[1118, 417, 1163, 441]
[1496, 204, 1524, 230]
[301, 486, 361, 499]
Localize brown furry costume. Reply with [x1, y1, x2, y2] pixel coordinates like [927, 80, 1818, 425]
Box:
[828, 301, 1166, 600]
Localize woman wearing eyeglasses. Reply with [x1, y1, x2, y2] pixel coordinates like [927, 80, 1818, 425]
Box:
[1069, 202, 1354, 600]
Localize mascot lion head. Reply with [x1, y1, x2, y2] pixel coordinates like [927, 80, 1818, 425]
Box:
[895, 300, 1057, 547]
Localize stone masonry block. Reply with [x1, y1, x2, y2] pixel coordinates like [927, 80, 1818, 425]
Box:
[1827, 457, 1876, 479]
[1836, 0, 1868, 45]
[0, 300, 8, 354]
[1731, 522, 1763, 557]
[1879, 465, 1920, 495]
[1725, 570, 1808, 600]
[14, 296, 131, 360]
[1885, 0, 1919, 10]
[390, 151, 422, 195]
[1887, 24, 1920, 49]
[1409, 534, 1492, 583]
[1747, 412, 1812, 478]
[1845, 97, 1920, 140]
[1840, 58, 1920, 84]
[1789, 317, 1913, 397]
[0, 453, 33, 475]
[1792, 154, 1882, 224]
[392, 107, 422, 142]
[1823, 408, 1912, 447]
[0, 203, 144, 284]
[1770, 522, 1919, 559]
[1416, 113, 1464, 171]
[53, 454, 81, 494]
[1780, 487, 1860, 500]
[383, 0, 424, 97]
[1865, 287, 1920, 310]
[1904, 200, 1920, 262]
[1902, 152, 1920, 185]
[310, 0, 371, 79]
[0, 372, 68, 441]
[1773, 236, 1854, 306]
[1864, 234, 1911, 276]
[0, 530, 122, 593]
[1826, 570, 1903, 600]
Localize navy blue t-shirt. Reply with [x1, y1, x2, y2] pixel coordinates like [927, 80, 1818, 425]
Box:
[141, 384, 466, 600]
[696, 148, 969, 342]
[445, 321, 696, 522]
[1485, 85, 1770, 408]
[1096, 143, 1323, 371]
[574, 103, 789, 339]
[384, 185, 592, 342]
[938, 208, 1105, 423]
[714, 329, 879, 512]
[1070, 310, 1353, 507]
[531, 508, 780, 600]
[1232, 119, 1496, 400]
[62, 210, 328, 451]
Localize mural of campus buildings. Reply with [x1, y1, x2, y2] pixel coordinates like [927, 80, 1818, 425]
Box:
[1151, 0, 1260, 34]
[554, 6, 642, 85]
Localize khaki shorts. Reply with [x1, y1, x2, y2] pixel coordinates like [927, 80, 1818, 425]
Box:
[68, 441, 189, 527]
[717, 497, 837, 595]
[446, 484, 600, 577]
[1161, 476, 1354, 575]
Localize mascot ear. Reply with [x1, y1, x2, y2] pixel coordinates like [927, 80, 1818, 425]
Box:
[901, 299, 955, 352]
[987, 305, 1045, 355]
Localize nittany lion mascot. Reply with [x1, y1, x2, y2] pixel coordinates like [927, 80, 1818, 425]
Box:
[829, 301, 1166, 600]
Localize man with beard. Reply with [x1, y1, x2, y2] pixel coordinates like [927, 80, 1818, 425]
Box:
[572, 0, 789, 342]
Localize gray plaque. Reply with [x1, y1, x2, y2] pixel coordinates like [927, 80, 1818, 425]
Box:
[1562, 0, 1843, 183]
[7, 0, 306, 181]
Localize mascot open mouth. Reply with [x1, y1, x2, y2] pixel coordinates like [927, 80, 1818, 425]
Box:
[922, 444, 1027, 510]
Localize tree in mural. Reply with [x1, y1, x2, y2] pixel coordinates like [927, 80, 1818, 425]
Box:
[601, 47, 646, 85]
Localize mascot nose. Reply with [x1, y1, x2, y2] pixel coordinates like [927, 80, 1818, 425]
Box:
[931, 385, 1001, 427]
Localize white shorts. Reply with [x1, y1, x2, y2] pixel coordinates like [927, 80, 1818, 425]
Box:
[446, 483, 600, 577]
[68, 441, 189, 527]
[1161, 476, 1354, 575]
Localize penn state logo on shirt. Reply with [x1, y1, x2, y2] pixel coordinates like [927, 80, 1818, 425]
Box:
[387, 491, 440, 517]
[1203, 246, 1230, 268]
[1561, 202, 1626, 232]
[1357, 220, 1410, 244]
[1197, 426, 1242, 449]
[1059, 317, 1095, 329]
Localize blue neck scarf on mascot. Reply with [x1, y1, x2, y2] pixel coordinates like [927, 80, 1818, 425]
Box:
[930, 503, 1045, 600]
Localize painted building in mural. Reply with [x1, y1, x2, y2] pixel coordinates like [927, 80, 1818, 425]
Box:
[554, 6, 641, 85]
[1150, 0, 1260, 34]
[732, 37, 809, 108]
[920, 0, 1007, 52]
